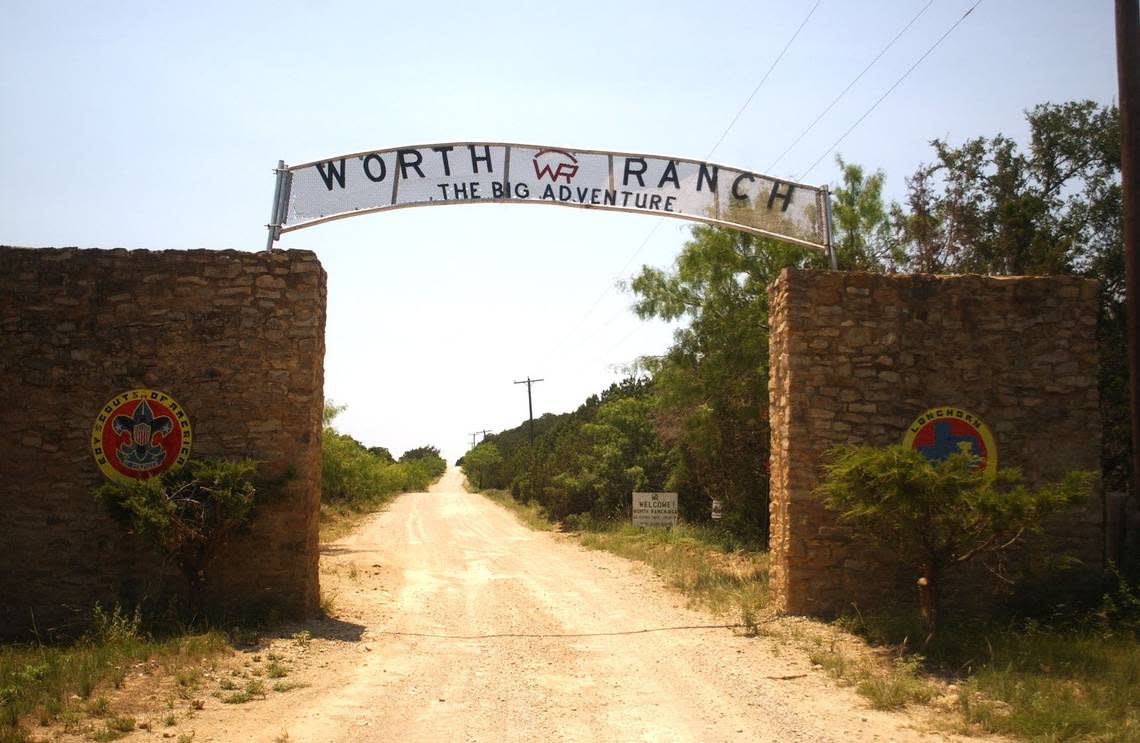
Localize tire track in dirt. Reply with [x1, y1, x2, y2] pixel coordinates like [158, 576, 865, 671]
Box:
[125, 468, 990, 742]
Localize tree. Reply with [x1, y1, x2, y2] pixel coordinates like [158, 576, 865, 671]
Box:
[893, 101, 1121, 278]
[628, 160, 896, 543]
[549, 395, 669, 521]
[832, 156, 903, 270]
[94, 458, 261, 616]
[321, 403, 443, 499]
[461, 442, 502, 489]
[367, 446, 395, 464]
[817, 445, 1094, 638]
[400, 445, 442, 462]
[323, 401, 346, 427]
[629, 225, 825, 542]
[892, 100, 1129, 496]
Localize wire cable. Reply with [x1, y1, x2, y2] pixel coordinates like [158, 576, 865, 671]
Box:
[705, 0, 825, 161]
[551, 2, 825, 358]
[797, 0, 983, 180]
[554, 220, 663, 348]
[766, 0, 936, 173]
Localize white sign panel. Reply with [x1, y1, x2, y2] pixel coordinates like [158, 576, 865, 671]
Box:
[274, 143, 829, 251]
[633, 492, 679, 528]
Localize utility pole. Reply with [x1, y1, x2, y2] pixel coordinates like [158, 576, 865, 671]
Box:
[513, 377, 545, 443]
[468, 429, 491, 450]
[1117, 0, 1140, 563]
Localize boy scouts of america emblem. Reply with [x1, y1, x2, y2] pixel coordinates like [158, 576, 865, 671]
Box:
[91, 389, 192, 483]
[902, 406, 997, 479]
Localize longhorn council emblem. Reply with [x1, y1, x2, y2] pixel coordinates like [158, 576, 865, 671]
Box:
[902, 406, 997, 479]
[91, 389, 192, 483]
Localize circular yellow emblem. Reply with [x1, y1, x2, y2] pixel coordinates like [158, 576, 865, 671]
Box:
[91, 389, 193, 483]
[902, 406, 997, 479]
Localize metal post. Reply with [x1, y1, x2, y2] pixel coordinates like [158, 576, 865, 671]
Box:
[514, 377, 545, 443]
[468, 429, 492, 450]
[822, 184, 838, 270]
[265, 160, 286, 252]
[1115, 0, 1140, 561]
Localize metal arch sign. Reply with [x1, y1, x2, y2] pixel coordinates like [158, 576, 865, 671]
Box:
[265, 142, 833, 258]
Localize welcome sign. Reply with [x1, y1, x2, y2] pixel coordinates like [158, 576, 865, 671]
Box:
[269, 142, 831, 252]
[632, 491, 679, 528]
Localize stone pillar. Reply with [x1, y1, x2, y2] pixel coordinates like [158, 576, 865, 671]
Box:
[767, 269, 1102, 616]
[0, 247, 325, 637]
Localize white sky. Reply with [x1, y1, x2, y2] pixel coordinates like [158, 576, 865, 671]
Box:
[1, 1, 1121, 461]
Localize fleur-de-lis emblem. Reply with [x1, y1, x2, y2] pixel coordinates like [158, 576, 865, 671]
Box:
[111, 400, 174, 473]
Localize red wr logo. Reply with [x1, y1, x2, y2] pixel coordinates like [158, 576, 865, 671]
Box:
[532, 149, 579, 184]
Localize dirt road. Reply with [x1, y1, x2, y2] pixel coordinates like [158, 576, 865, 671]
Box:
[163, 468, 969, 742]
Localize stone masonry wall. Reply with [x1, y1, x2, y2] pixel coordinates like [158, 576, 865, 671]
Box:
[0, 247, 325, 637]
[768, 269, 1102, 616]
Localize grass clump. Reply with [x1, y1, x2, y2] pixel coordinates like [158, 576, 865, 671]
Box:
[479, 486, 769, 625]
[86, 696, 111, 717]
[577, 522, 769, 621]
[0, 605, 228, 740]
[839, 574, 1140, 740]
[856, 656, 936, 710]
[480, 489, 554, 532]
[956, 624, 1140, 740]
[93, 715, 135, 740]
[806, 639, 935, 711]
[220, 679, 266, 705]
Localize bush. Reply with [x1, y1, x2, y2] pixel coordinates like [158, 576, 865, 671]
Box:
[94, 458, 261, 615]
[817, 445, 1094, 638]
[320, 402, 445, 508]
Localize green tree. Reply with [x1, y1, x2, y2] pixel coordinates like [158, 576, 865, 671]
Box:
[630, 225, 825, 542]
[628, 160, 894, 543]
[367, 446, 395, 464]
[461, 442, 502, 489]
[323, 401, 346, 426]
[94, 458, 261, 615]
[549, 395, 669, 521]
[817, 445, 1095, 638]
[892, 100, 1128, 493]
[321, 404, 445, 501]
[400, 445, 442, 462]
[832, 155, 902, 270]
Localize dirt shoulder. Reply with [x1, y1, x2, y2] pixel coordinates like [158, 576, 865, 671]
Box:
[43, 468, 993, 742]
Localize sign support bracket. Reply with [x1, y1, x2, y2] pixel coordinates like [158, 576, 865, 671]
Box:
[265, 160, 287, 252]
[822, 184, 838, 270]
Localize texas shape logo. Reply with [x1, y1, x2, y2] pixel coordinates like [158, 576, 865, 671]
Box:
[902, 406, 997, 479]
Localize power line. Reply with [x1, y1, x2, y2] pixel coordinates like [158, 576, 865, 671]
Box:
[766, 0, 936, 173]
[592, 321, 653, 365]
[554, 220, 664, 350]
[704, 0, 825, 161]
[548, 4, 824, 360]
[798, 0, 984, 180]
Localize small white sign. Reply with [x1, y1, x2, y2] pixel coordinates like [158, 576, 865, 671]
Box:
[633, 492, 678, 528]
[711, 499, 723, 520]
